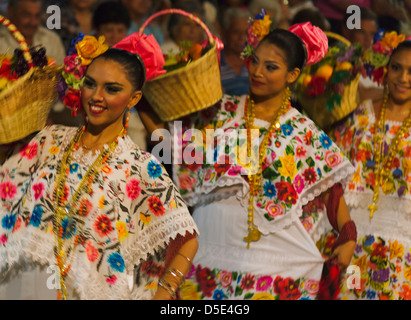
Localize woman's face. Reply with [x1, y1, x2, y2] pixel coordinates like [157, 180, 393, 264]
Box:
[248, 41, 299, 99]
[81, 58, 141, 131]
[387, 48, 411, 104]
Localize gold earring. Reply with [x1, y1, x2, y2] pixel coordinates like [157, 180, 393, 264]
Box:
[124, 108, 130, 135]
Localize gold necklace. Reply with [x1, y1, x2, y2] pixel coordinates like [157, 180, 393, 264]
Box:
[368, 91, 411, 221]
[243, 89, 290, 248]
[52, 126, 124, 300]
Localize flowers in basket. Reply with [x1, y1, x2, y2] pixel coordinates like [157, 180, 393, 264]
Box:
[362, 29, 409, 85]
[0, 46, 54, 93]
[296, 41, 362, 112]
[57, 33, 108, 117]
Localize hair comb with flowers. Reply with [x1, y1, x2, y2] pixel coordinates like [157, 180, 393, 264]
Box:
[241, 9, 273, 68]
[241, 10, 328, 69]
[57, 34, 108, 117]
[362, 29, 411, 85]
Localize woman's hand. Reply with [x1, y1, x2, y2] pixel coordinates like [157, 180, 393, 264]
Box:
[330, 240, 356, 272]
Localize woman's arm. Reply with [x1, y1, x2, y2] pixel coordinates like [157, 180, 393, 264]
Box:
[322, 187, 356, 272]
[152, 236, 199, 300]
[136, 96, 166, 140]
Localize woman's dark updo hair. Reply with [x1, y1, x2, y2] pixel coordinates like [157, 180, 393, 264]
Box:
[259, 29, 308, 72]
[92, 48, 146, 91]
[388, 40, 411, 65]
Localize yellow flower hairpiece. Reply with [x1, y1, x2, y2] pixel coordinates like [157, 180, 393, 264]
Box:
[75, 35, 109, 66]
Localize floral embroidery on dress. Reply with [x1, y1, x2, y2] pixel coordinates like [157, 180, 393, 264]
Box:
[174, 95, 353, 233]
[339, 235, 411, 300]
[0, 125, 197, 299]
[331, 101, 411, 197]
[329, 100, 411, 300]
[180, 264, 319, 300]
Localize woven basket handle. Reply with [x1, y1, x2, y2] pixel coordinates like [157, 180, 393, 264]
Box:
[139, 9, 215, 45]
[0, 14, 33, 68]
[325, 31, 351, 47]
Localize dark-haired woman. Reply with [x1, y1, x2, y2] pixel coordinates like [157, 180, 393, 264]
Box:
[139, 21, 356, 300]
[330, 40, 411, 300]
[0, 35, 198, 300]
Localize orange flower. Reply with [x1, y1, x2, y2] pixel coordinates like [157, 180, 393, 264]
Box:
[251, 15, 272, 40]
[399, 284, 411, 300]
[380, 31, 406, 51]
[75, 35, 108, 65]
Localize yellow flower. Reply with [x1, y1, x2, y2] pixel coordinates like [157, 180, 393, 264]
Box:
[381, 31, 406, 50]
[180, 281, 202, 300]
[382, 177, 395, 194]
[353, 254, 367, 274]
[98, 195, 106, 209]
[251, 292, 275, 300]
[145, 281, 157, 291]
[48, 145, 59, 155]
[352, 165, 361, 185]
[116, 220, 129, 243]
[389, 240, 404, 260]
[278, 153, 297, 180]
[402, 158, 411, 177]
[169, 198, 177, 209]
[357, 115, 369, 127]
[252, 15, 272, 40]
[75, 35, 108, 65]
[404, 265, 411, 282]
[140, 213, 152, 225]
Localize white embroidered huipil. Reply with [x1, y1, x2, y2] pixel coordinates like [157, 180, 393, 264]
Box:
[0, 125, 198, 299]
[171, 95, 354, 300]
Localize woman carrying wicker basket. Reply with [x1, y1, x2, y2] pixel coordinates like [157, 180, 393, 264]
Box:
[329, 37, 411, 300]
[0, 32, 199, 300]
[139, 12, 357, 300]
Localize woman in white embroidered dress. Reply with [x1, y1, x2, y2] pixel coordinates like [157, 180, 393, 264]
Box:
[0, 34, 198, 300]
[330, 40, 411, 300]
[139, 18, 357, 300]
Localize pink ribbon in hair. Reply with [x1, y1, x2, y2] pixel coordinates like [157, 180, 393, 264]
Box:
[288, 22, 329, 66]
[113, 33, 166, 81]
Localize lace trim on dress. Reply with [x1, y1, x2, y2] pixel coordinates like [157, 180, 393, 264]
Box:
[122, 207, 198, 272]
[345, 190, 411, 242]
[0, 214, 198, 299]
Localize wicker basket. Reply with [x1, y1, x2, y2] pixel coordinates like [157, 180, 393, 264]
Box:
[0, 15, 61, 144]
[296, 32, 360, 131]
[139, 9, 223, 122]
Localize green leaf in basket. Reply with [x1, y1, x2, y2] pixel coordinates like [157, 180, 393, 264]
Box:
[329, 70, 350, 84]
[326, 94, 342, 112]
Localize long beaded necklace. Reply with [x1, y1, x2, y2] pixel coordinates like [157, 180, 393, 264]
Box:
[243, 89, 290, 248]
[52, 126, 124, 300]
[368, 90, 411, 221]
